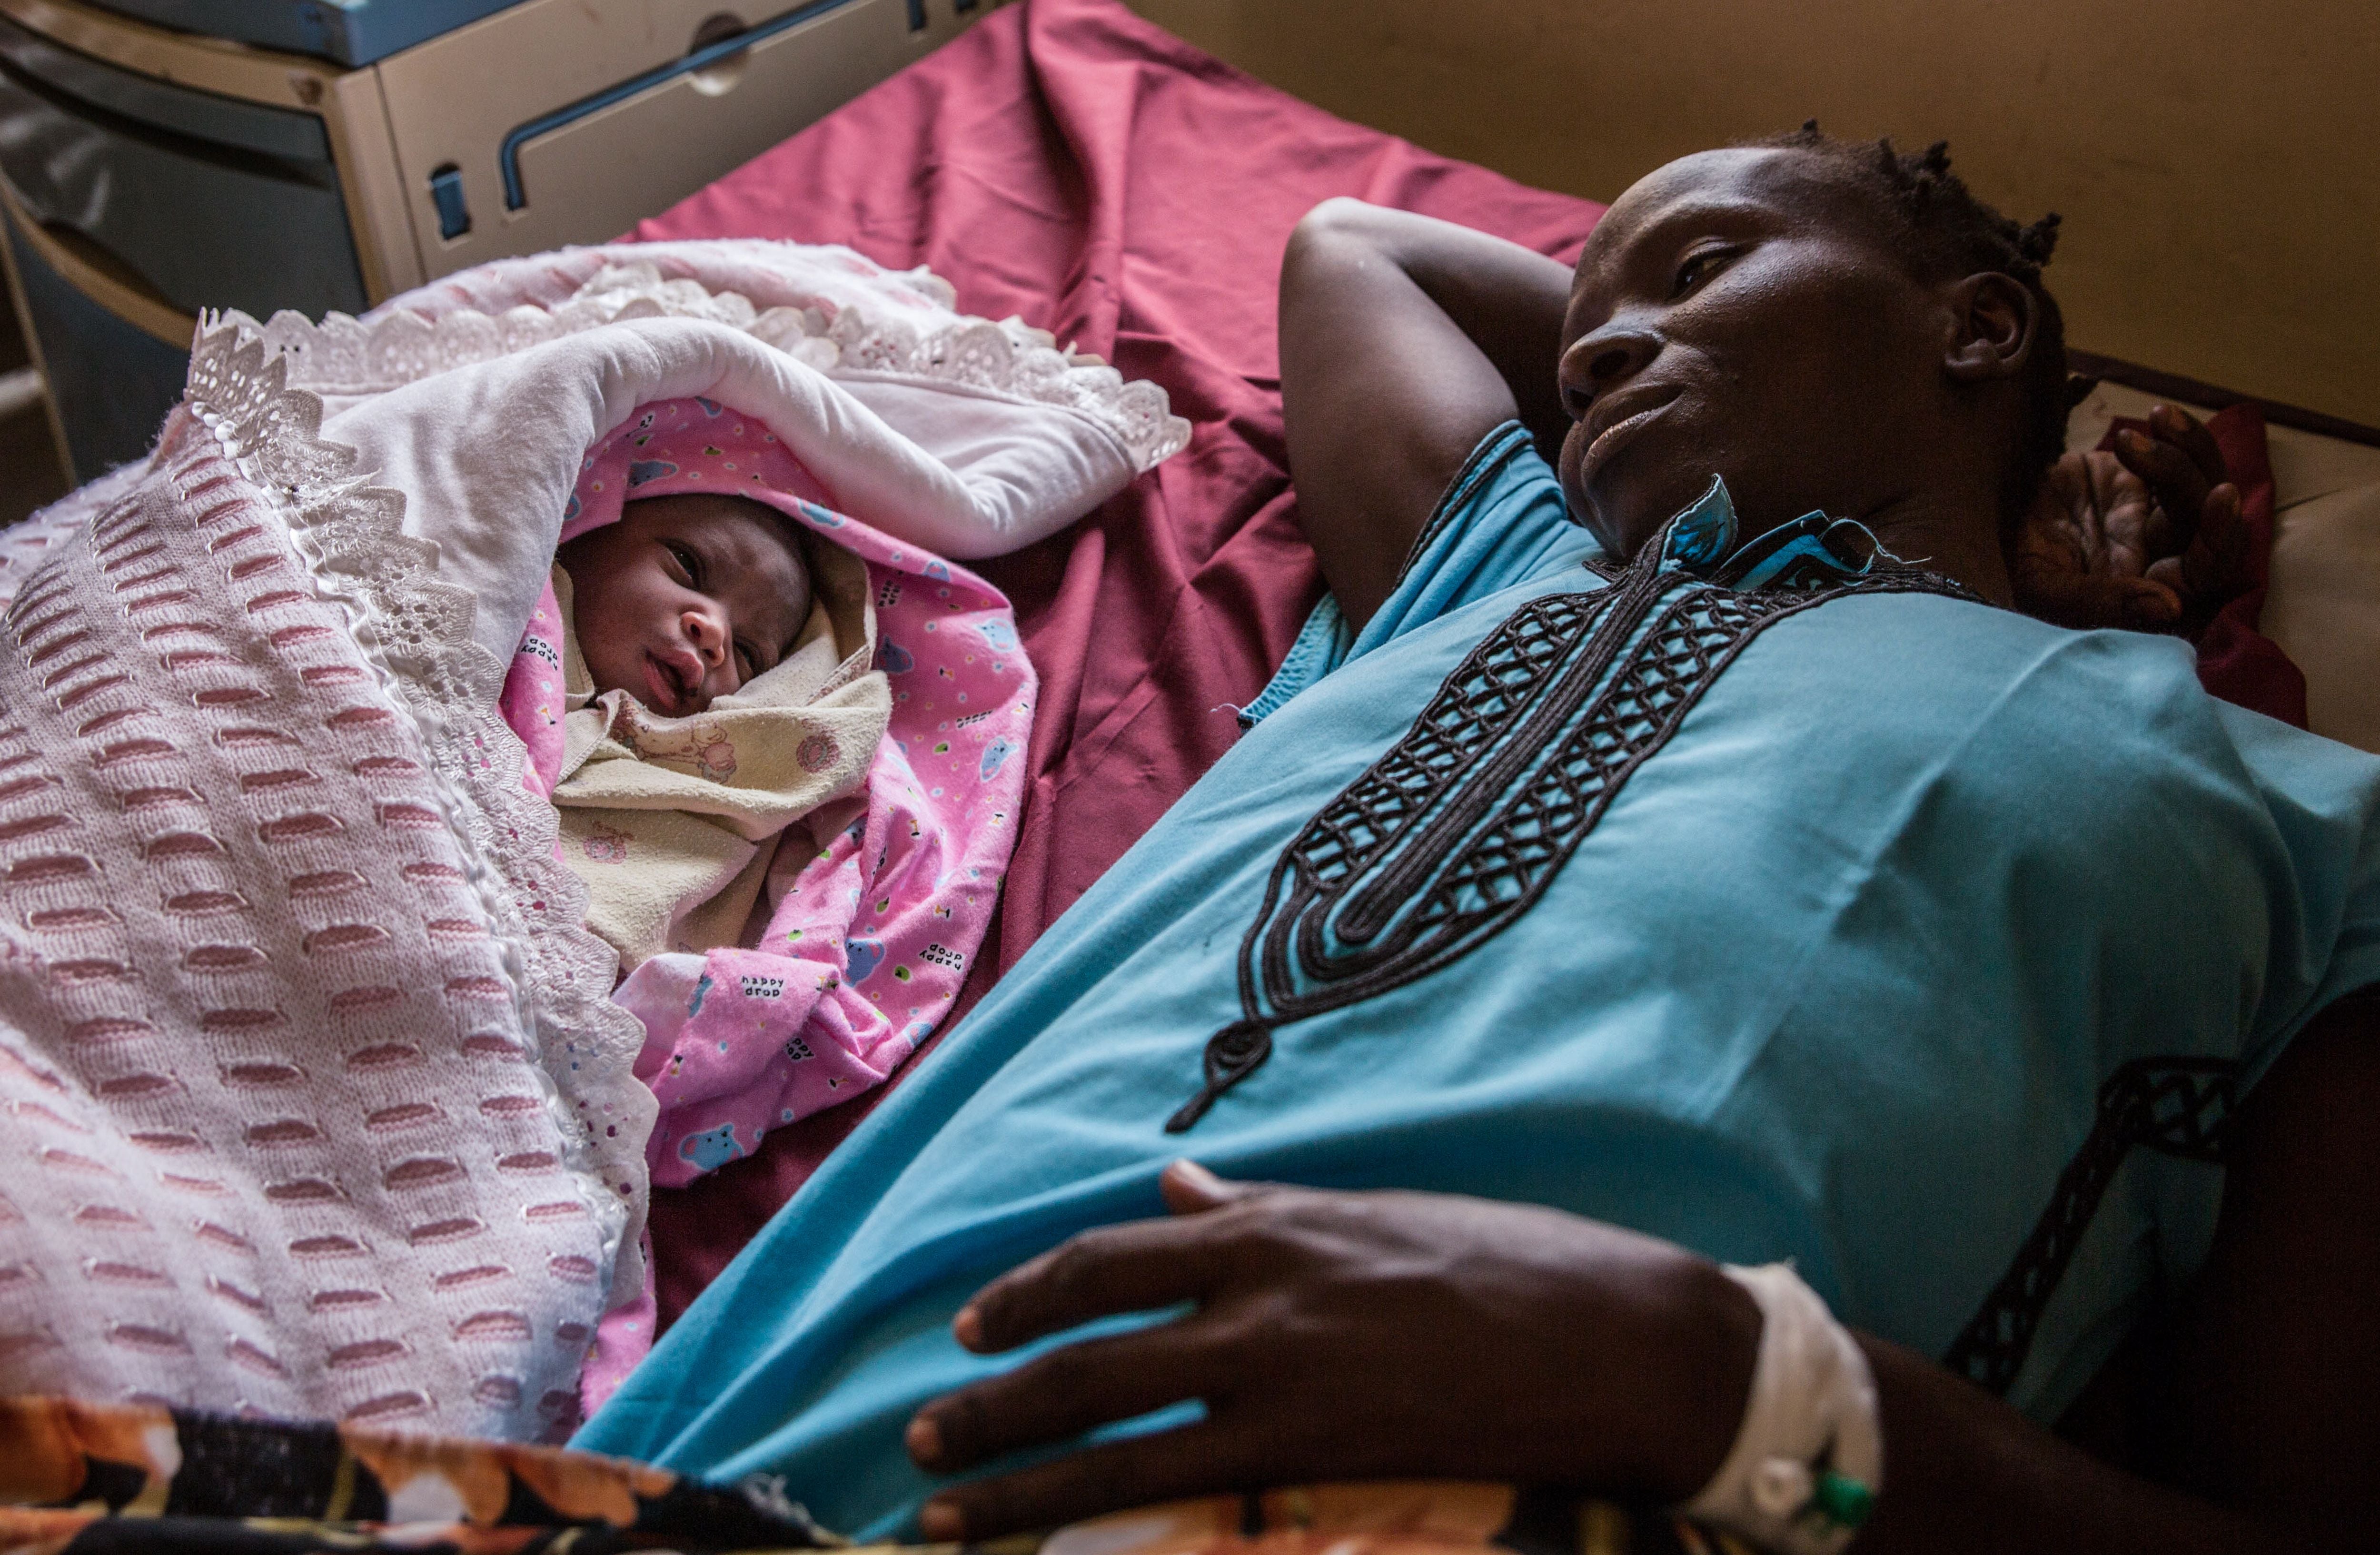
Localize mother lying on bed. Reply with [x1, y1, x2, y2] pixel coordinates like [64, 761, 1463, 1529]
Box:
[580, 131, 2380, 1552]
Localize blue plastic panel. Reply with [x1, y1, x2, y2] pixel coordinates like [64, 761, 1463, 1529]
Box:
[0, 14, 330, 157]
[77, 0, 532, 67]
[0, 16, 369, 320]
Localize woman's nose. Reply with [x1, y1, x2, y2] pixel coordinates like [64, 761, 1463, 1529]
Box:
[1559, 327, 1662, 418]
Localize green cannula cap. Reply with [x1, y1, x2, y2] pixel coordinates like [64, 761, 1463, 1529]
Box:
[1812, 1471, 1874, 1528]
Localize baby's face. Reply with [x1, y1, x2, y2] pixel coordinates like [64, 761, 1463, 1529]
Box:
[557, 493, 812, 716]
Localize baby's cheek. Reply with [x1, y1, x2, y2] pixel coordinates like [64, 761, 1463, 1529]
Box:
[574, 608, 635, 693]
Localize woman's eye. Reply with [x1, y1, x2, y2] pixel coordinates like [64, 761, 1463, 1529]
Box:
[1671, 248, 1733, 299]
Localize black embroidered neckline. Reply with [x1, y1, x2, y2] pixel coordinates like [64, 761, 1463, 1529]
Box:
[1169, 499, 1970, 1131]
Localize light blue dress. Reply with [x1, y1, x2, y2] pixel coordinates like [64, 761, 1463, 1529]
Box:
[581, 425, 2380, 1537]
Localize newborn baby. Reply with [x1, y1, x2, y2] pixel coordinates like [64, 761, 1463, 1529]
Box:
[526, 401, 895, 970]
[557, 491, 814, 717]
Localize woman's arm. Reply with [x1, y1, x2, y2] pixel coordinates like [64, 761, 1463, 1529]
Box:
[1857, 991, 2380, 1552]
[905, 996, 2380, 1550]
[1279, 200, 1575, 630]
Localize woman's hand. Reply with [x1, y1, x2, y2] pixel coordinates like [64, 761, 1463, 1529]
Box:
[904, 1161, 1758, 1540]
[2009, 404, 2251, 634]
[903, 991, 2380, 1555]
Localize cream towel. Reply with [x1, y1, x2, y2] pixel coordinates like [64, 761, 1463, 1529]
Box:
[550, 542, 892, 965]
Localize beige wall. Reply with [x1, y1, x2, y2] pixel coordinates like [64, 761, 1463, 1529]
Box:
[1128, 0, 2379, 426]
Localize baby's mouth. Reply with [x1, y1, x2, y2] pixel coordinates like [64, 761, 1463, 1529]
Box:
[642, 651, 699, 715]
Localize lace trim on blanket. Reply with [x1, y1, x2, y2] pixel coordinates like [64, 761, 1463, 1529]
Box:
[209, 261, 1192, 474]
[182, 324, 654, 1306]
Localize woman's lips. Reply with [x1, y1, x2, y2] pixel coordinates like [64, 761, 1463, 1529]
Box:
[1580, 393, 1678, 478]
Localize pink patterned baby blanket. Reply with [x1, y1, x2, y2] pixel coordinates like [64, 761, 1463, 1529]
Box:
[505, 400, 1032, 1193]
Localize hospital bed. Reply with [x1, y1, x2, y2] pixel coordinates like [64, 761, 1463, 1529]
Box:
[0, 0, 2376, 1532]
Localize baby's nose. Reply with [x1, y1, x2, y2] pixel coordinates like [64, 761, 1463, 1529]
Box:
[683, 608, 728, 666]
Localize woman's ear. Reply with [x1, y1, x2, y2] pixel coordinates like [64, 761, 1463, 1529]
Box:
[1943, 272, 2035, 384]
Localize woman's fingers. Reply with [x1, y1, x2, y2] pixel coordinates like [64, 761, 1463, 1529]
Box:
[2092, 459, 2155, 576]
[2114, 406, 2227, 561]
[1160, 1159, 1264, 1216]
[2113, 577, 2184, 628]
[2113, 429, 2208, 551]
[2010, 463, 2177, 629]
[957, 1213, 1239, 1353]
[909, 1321, 1216, 1473]
[918, 1418, 1277, 1541]
[2151, 402, 2229, 487]
[2177, 483, 2252, 613]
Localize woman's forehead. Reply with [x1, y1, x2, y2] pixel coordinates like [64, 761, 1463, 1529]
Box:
[1579, 148, 1807, 265]
[1590, 145, 1906, 273]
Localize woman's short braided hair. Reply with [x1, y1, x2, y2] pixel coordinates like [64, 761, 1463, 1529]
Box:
[1757, 122, 2077, 529]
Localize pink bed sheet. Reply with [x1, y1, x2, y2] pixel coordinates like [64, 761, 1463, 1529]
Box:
[628, 0, 1606, 1327]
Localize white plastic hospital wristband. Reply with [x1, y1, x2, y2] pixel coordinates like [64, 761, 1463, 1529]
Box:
[1678, 1262, 1884, 1555]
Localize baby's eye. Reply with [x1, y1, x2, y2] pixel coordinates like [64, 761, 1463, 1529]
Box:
[663, 540, 703, 584]
[734, 640, 759, 682]
[1670, 246, 1736, 300]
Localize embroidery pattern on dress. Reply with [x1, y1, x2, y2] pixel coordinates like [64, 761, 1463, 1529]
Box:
[1168, 477, 1969, 1131]
[1943, 1056, 2239, 1395]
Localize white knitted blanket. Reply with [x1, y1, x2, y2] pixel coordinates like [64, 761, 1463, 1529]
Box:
[0, 242, 1188, 1439]
[0, 340, 633, 1443]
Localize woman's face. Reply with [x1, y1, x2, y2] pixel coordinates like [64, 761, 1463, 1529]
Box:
[1557, 148, 1969, 560]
